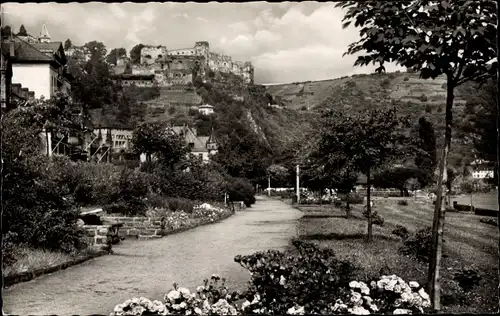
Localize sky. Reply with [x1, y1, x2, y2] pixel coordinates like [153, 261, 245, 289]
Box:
[3, 2, 405, 84]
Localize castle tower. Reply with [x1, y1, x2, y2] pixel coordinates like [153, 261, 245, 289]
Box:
[39, 23, 51, 43]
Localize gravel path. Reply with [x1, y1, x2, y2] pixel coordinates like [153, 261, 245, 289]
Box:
[3, 197, 302, 315]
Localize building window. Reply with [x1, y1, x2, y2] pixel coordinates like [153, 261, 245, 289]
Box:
[189, 142, 194, 149]
[199, 153, 203, 161]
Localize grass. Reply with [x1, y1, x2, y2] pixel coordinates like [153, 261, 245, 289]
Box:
[296, 199, 498, 314]
[3, 247, 92, 278]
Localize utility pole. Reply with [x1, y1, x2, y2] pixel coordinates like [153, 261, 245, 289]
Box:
[267, 175, 271, 196]
[296, 164, 300, 204]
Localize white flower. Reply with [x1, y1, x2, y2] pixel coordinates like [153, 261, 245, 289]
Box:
[166, 290, 181, 301]
[348, 306, 370, 315]
[241, 300, 251, 310]
[360, 284, 370, 295]
[393, 308, 412, 314]
[369, 304, 379, 312]
[384, 280, 397, 291]
[194, 307, 202, 315]
[280, 275, 286, 285]
[409, 281, 419, 288]
[401, 292, 413, 303]
[179, 302, 187, 309]
[349, 281, 360, 288]
[178, 287, 191, 297]
[350, 291, 363, 306]
[394, 284, 402, 294]
[418, 288, 430, 302]
[363, 296, 373, 305]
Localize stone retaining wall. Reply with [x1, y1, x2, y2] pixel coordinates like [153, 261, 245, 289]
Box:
[82, 224, 122, 250]
[102, 210, 235, 240]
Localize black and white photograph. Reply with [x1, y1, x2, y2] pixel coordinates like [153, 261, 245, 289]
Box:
[0, 1, 499, 315]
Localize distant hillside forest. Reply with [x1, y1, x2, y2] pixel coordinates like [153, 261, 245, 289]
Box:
[265, 70, 491, 170]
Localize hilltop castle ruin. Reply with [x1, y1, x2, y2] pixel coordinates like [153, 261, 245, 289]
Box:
[113, 41, 254, 86]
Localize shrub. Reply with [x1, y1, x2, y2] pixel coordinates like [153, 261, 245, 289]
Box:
[2, 232, 19, 267]
[381, 78, 390, 86]
[419, 94, 428, 102]
[362, 209, 385, 226]
[234, 239, 355, 314]
[226, 177, 256, 207]
[453, 268, 482, 292]
[398, 200, 408, 206]
[480, 218, 498, 226]
[401, 226, 433, 262]
[168, 106, 177, 114]
[343, 193, 364, 204]
[188, 108, 199, 116]
[403, 76, 409, 81]
[425, 104, 433, 113]
[333, 200, 343, 207]
[165, 197, 197, 213]
[392, 225, 410, 240]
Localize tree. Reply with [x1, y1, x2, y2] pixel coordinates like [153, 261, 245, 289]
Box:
[460, 178, 479, 208]
[373, 166, 422, 197]
[332, 170, 358, 218]
[446, 167, 459, 206]
[415, 117, 437, 187]
[405, 177, 421, 201]
[64, 38, 73, 50]
[466, 79, 498, 162]
[336, 1, 497, 310]
[314, 107, 410, 241]
[266, 164, 289, 188]
[129, 44, 145, 64]
[72, 56, 115, 112]
[17, 24, 28, 36]
[106, 47, 127, 65]
[1, 25, 12, 39]
[131, 122, 189, 171]
[84, 41, 107, 60]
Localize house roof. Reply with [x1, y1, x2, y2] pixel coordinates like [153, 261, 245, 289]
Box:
[199, 104, 214, 108]
[2, 38, 53, 62]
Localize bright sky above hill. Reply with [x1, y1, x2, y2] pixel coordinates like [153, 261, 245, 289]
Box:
[4, 2, 405, 84]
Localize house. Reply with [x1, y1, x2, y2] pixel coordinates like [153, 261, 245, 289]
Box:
[198, 104, 215, 115]
[111, 74, 155, 87]
[93, 127, 134, 153]
[2, 26, 72, 99]
[470, 159, 495, 179]
[139, 125, 218, 164]
[1, 41, 36, 110]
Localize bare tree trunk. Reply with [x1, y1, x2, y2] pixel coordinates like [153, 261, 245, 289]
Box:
[367, 169, 373, 242]
[427, 76, 454, 312]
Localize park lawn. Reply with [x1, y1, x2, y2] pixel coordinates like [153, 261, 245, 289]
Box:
[296, 200, 498, 314]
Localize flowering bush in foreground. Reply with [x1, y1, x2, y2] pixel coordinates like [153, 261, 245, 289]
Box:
[111, 241, 431, 315]
[111, 275, 241, 316]
[331, 276, 431, 315]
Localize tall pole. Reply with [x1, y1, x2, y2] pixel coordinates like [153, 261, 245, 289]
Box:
[267, 175, 271, 196]
[296, 164, 300, 204]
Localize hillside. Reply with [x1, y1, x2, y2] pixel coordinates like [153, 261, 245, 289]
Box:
[265, 71, 477, 169]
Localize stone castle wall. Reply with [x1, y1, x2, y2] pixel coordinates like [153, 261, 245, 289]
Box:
[133, 41, 253, 84]
[141, 45, 168, 65]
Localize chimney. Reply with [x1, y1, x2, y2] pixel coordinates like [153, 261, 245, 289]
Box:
[11, 83, 21, 96]
[28, 91, 35, 99]
[21, 87, 29, 99]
